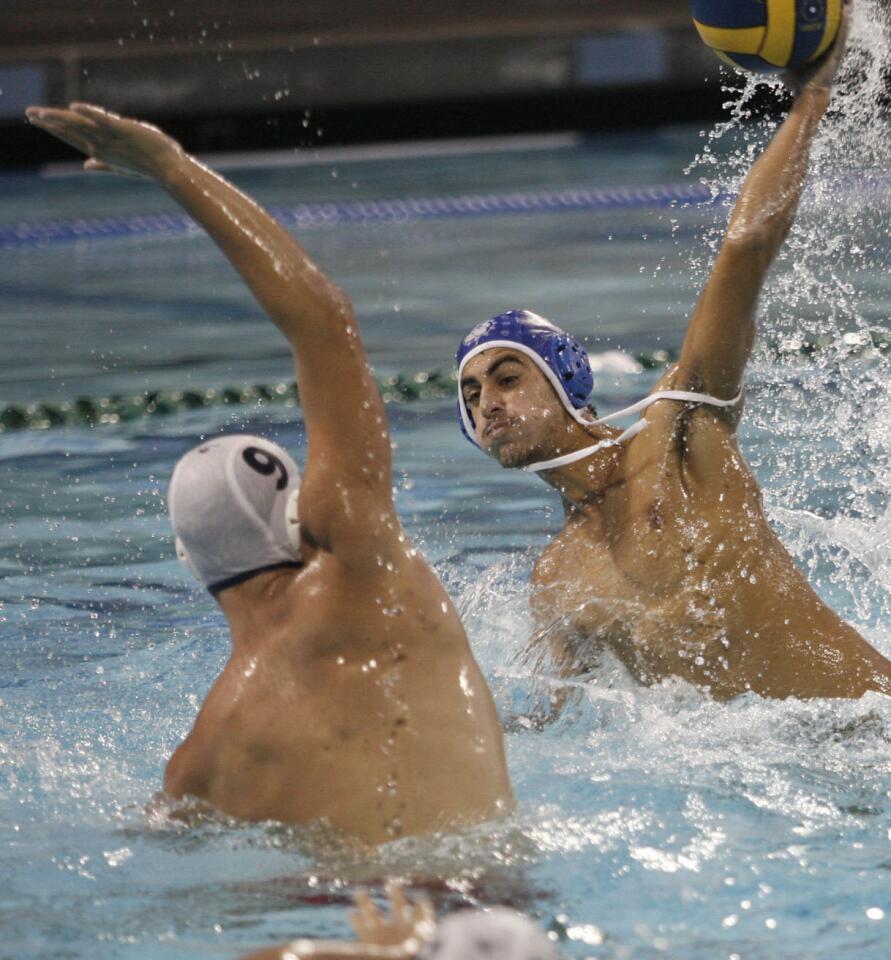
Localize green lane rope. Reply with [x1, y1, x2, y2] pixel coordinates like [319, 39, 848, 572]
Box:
[0, 368, 463, 433]
[1, 335, 886, 433]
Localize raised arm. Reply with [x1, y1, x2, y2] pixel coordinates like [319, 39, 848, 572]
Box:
[670, 5, 852, 405]
[26, 103, 394, 558]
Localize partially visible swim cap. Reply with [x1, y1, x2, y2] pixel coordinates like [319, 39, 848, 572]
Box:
[421, 908, 559, 960]
[168, 434, 302, 595]
[455, 310, 593, 446]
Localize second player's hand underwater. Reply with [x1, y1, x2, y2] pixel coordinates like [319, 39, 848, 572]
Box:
[27, 102, 514, 843]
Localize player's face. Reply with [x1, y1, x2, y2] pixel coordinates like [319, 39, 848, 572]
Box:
[460, 349, 574, 469]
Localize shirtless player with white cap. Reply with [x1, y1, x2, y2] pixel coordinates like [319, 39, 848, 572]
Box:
[456, 4, 891, 701]
[27, 103, 513, 843]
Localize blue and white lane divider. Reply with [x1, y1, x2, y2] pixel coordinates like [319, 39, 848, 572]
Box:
[6, 168, 888, 251]
[0, 182, 726, 251]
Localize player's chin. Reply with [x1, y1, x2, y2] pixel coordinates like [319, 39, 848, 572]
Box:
[490, 438, 537, 470]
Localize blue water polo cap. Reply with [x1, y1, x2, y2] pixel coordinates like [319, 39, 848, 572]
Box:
[455, 309, 594, 445]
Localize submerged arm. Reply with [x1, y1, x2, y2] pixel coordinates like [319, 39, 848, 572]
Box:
[239, 884, 435, 960]
[26, 103, 394, 555]
[239, 943, 411, 960]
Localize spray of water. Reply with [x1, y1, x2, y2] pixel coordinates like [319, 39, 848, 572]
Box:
[403, 16, 891, 948]
[685, 0, 891, 641]
[5, 22, 891, 953]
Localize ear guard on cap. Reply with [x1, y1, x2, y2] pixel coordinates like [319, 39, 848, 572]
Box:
[285, 487, 301, 555]
[174, 492, 302, 581]
[175, 536, 199, 579]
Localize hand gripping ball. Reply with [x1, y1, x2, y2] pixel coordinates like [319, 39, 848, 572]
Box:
[692, 0, 842, 73]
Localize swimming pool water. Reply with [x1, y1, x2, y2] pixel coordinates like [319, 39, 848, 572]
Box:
[2, 86, 891, 960]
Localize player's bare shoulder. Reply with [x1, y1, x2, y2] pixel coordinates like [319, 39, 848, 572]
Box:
[530, 528, 570, 608]
[620, 365, 745, 483]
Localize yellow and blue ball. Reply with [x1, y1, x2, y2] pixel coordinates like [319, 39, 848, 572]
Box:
[692, 0, 842, 73]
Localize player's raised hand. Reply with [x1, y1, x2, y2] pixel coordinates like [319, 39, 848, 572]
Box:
[25, 102, 184, 179]
[784, 0, 854, 96]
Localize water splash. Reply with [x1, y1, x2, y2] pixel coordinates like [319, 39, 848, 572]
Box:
[685, 0, 891, 642]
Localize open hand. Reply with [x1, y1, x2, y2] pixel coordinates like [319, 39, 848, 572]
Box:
[350, 883, 436, 950]
[25, 102, 183, 180]
[784, 0, 854, 95]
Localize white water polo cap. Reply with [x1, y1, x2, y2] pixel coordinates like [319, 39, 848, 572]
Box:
[420, 908, 560, 960]
[168, 434, 302, 595]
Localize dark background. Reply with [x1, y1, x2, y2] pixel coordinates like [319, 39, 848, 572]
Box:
[3, 1, 740, 167]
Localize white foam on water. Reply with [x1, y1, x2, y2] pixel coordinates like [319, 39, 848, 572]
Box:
[684, 0, 891, 647]
[4, 24, 891, 952]
[391, 21, 891, 948]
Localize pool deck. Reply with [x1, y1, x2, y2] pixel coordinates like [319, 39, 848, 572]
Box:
[2, 1, 724, 164]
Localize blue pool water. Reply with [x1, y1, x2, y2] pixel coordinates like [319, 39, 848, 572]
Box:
[3, 11, 891, 956]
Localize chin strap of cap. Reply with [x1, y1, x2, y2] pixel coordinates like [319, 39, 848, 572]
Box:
[522, 387, 744, 473]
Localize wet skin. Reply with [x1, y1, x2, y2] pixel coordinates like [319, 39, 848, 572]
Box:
[237, 884, 431, 960]
[164, 544, 512, 841]
[461, 15, 891, 701]
[462, 350, 891, 701]
[27, 102, 513, 843]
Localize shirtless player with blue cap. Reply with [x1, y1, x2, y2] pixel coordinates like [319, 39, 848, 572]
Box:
[27, 103, 513, 843]
[457, 4, 891, 701]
